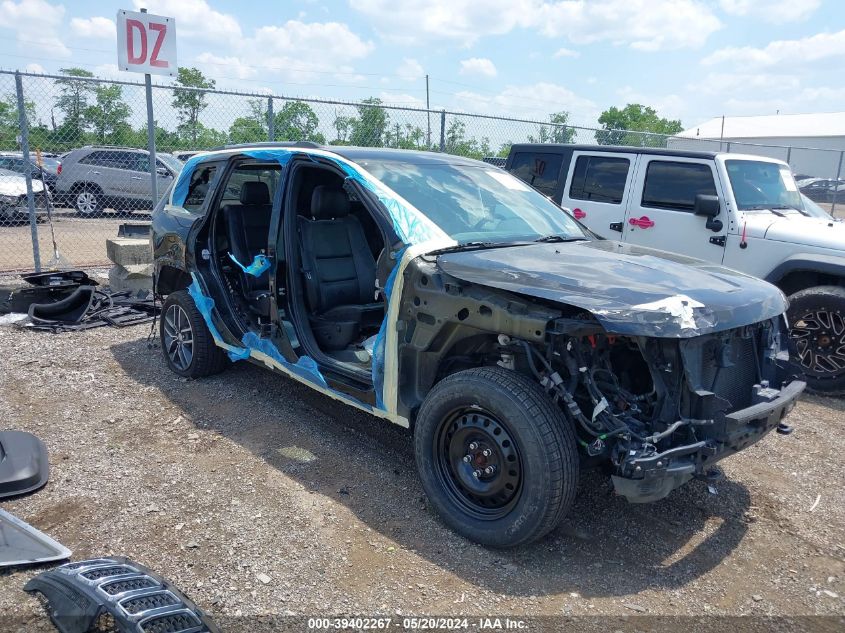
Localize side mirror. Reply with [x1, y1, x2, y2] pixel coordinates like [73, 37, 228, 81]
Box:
[693, 194, 721, 218]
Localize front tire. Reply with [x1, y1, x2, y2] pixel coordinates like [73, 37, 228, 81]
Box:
[788, 285, 845, 395]
[414, 367, 579, 547]
[160, 290, 228, 378]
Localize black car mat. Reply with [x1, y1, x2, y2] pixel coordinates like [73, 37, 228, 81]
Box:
[0, 430, 49, 499]
[0, 509, 71, 568]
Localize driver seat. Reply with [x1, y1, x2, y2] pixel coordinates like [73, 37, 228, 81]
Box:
[297, 185, 383, 350]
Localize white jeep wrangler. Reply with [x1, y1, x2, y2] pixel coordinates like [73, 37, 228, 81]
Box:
[505, 144, 845, 394]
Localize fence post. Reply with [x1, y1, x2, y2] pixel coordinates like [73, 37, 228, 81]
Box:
[15, 71, 40, 272]
[786, 146, 791, 166]
[141, 8, 158, 207]
[267, 96, 274, 142]
[439, 110, 446, 152]
[832, 150, 844, 217]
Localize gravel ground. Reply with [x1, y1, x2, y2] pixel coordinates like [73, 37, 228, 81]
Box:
[0, 323, 843, 630]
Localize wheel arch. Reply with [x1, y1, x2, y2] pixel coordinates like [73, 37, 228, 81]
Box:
[155, 264, 192, 296]
[765, 255, 845, 296]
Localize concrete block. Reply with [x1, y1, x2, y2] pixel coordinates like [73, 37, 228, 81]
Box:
[106, 238, 152, 267]
[109, 262, 153, 294]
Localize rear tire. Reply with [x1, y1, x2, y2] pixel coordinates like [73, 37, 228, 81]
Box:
[160, 290, 228, 378]
[73, 186, 103, 217]
[414, 366, 579, 547]
[788, 285, 845, 396]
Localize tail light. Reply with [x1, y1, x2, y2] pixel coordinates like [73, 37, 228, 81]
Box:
[56, 163, 62, 175]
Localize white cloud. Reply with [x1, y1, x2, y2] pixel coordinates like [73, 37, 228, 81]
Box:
[132, 0, 242, 41]
[703, 29, 845, 68]
[534, 0, 721, 51]
[350, 0, 535, 45]
[553, 47, 579, 58]
[378, 91, 425, 107]
[459, 57, 497, 77]
[0, 0, 69, 57]
[718, 0, 820, 24]
[351, 0, 721, 50]
[24, 62, 44, 74]
[453, 81, 598, 123]
[195, 52, 258, 80]
[70, 16, 116, 40]
[396, 58, 424, 81]
[614, 86, 686, 122]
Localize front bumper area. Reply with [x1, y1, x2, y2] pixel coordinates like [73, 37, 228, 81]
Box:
[611, 379, 805, 503]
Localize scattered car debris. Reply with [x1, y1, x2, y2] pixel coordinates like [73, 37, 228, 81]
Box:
[0, 508, 71, 568]
[0, 271, 96, 315]
[0, 430, 49, 499]
[24, 288, 158, 332]
[809, 494, 822, 512]
[24, 556, 219, 633]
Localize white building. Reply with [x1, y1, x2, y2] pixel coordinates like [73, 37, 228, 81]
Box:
[668, 113, 845, 178]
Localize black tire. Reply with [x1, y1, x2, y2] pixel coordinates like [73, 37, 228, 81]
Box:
[788, 285, 845, 396]
[73, 185, 103, 217]
[414, 366, 579, 547]
[160, 290, 228, 378]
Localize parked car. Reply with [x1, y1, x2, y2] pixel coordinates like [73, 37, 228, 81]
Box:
[0, 151, 60, 193]
[174, 150, 204, 162]
[0, 167, 49, 225]
[800, 193, 840, 220]
[504, 143, 845, 395]
[152, 143, 803, 547]
[54, 146, 183, 216]
[799, 178, 845, 203]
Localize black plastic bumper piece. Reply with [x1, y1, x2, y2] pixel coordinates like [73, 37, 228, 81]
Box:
[612, 379, 805, 503]
[0, 430, 49, 499]
[23, 556, 219, 633]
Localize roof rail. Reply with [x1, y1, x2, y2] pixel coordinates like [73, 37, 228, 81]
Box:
[212, 141, 323, 151]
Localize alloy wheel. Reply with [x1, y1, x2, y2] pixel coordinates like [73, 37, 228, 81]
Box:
[791, 308, 845, 376]
[163, 304, 194, 371]
[75, 191, 98, 215]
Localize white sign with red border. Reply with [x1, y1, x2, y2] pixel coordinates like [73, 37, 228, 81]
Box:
[116, 9, 177, 77]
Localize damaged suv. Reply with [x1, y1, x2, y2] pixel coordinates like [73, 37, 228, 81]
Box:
[152, 143, 804, 547]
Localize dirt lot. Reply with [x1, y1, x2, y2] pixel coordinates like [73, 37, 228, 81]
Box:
[0, 323, 843, 630]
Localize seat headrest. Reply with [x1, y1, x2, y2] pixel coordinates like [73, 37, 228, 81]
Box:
[240, 181, 270, 205]
[311, 185, 350, 220]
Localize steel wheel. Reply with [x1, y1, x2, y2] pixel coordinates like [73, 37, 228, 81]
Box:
[434, 408, 522, 521]
[163, 304, 194, 372]
[791, 308, 845, 377]
[75, 190, 99, 216]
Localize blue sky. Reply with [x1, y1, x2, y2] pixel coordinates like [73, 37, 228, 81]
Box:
[0, 0, 843, 130]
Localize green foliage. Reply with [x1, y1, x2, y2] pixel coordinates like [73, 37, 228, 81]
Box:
[229, 99, 268, 144]
[596, 104, 683, 147]
[274, 101, 325, 143]
[172, 67, 216, 146]
[385, 123, 426, 150]
[444, 119, 492, 159]
[349, 98, 389, 147]
[54, 67, 95, 143]
[83, 84, 131, 144]
[528, 111, 576, 144]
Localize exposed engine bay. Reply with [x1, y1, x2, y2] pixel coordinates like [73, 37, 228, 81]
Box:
[503, 314, 801, 502]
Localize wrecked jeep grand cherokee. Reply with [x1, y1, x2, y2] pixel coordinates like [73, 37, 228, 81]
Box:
[152, 143, 804, 548]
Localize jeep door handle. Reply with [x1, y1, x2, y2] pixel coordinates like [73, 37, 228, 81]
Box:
[628, 216, 655, 229]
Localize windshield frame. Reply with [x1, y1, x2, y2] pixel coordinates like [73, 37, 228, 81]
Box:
[722, 157, 802, 213]
[158, 153, 184, 173]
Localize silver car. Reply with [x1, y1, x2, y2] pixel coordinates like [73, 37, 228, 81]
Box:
[0, 167, 49, 226]
[54, 146, 182, 216]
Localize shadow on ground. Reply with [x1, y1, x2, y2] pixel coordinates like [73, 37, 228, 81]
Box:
[112, 337, 752, 599]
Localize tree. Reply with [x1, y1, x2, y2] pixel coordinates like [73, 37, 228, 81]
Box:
[385, 122, 425, 150]
[443, 119, 491, 159]
[331, 112, 355, 145]
[349, 98, 388, 147]
[529, 111, 576, 144]
[172, 67, 215, 146]
[84, 84, 131, 144]
[229, 99, 268, 144]
[596, 104, 683, 147]
[274, 101, 324, 143]
[54, 67, 95, 143]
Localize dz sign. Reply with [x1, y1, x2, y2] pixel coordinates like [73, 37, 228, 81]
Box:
[117, 9, 177, 76]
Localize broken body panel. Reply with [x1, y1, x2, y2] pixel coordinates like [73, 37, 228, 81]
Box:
[152, 146, 803, 506]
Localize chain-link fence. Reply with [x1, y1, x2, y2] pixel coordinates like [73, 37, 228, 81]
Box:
[1, 69, 843, 272]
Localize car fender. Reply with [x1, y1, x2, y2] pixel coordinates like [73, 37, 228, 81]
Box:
[764, 253, 845, 286]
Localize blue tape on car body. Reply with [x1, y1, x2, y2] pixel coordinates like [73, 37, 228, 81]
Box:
[241, 331, 329, 389]
[371, 247, 406, 410]
[187, 275, 250, 361]
[228, 253, 271, 277]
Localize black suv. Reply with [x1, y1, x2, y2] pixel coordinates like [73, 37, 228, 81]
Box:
[152, 143, 804, 547]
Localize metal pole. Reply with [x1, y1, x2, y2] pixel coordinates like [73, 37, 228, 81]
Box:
[267, 96, 275, 142]
[141, 8, 158, 207]
[719, 115, 725, 152]
[439, 110, 446, 152]
[786, 146, 791, 166]
[425, 74, 431, 149]
[832, 150, 844, 217]
[15, 71, 40, 272]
